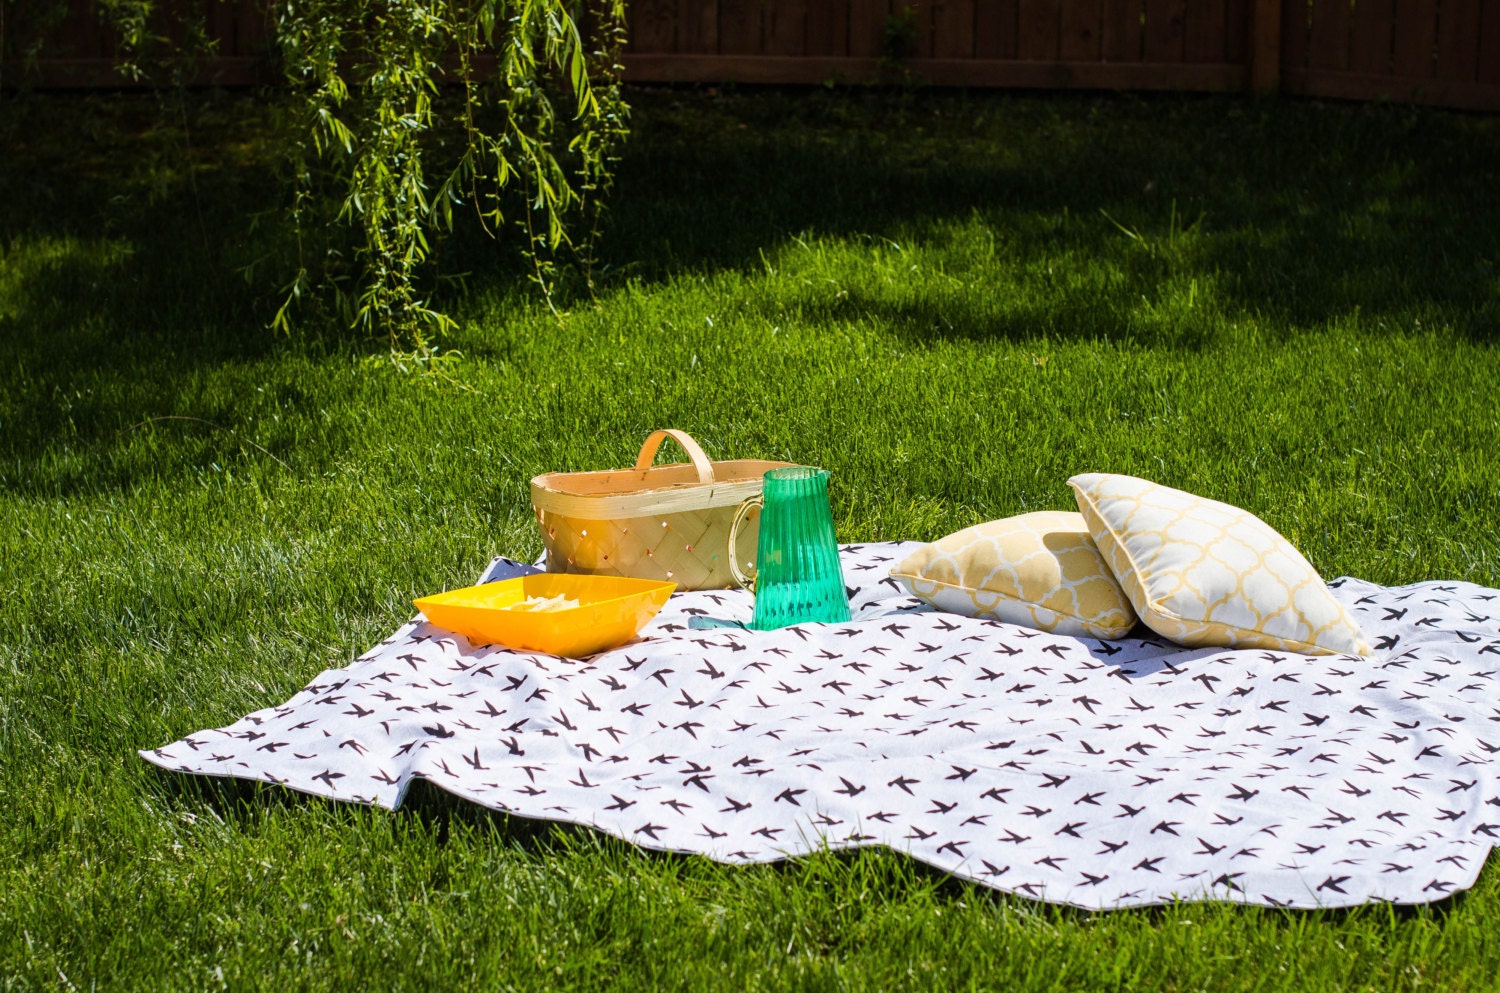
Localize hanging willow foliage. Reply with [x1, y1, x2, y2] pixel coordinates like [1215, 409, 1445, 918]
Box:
[100, 0, 629, 356]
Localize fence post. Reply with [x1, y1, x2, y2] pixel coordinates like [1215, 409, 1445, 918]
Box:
[1250, 0, 1281, 93]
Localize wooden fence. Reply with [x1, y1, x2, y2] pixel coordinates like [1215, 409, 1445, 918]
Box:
[6, 0, 1500, 111]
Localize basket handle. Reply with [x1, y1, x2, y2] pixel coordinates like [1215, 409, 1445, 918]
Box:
[727, 495, 762, 591]
[633, 429, 715, 485]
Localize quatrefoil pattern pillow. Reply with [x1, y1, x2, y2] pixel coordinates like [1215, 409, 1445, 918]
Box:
[891, 511, 1137, 639]
[1069, 473, 1371, 656]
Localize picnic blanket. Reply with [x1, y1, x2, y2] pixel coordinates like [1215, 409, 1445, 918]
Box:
[142, 543, 1500, 910]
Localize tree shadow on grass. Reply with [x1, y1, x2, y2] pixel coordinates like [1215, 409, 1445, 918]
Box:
[6, 87, 1499, 367]
[0, 91, 316, 491]
[567, 87, 1500, 347]
[0, 92, 292, 363]
[4, 87, 1498, 492]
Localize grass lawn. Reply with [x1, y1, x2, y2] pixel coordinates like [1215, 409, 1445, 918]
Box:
[3, 83, 1500, 990]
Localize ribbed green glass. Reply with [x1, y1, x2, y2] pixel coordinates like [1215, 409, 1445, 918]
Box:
[749, 467, 852, 630]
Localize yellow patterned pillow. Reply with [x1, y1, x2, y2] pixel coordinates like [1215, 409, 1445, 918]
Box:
[891, 511, 1137, 639]
[1068, 473, 1371, 656]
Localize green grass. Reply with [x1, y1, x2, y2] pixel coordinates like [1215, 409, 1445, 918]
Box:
[3, 84, 1500, 990]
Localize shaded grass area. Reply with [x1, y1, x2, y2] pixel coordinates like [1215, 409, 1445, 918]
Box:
[3, 85, 1500, 989]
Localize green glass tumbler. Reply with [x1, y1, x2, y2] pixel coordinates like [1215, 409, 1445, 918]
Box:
[729, 467, 851, 630]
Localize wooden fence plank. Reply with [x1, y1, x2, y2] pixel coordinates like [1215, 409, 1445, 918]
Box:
[622, 51, 1247, 87]
[14, 0, 1500, 115]
[805, 0, 850, 55]
[1102, 0, 1144, 59]
[720, 0, 763, 54]
[977, 0, 1022, 57]
[1060, 0, 1104, 60]
[1392, 0, 1439, 76]
[1144, 0, 1187, 60]
[632, 0, 677, 52]
[207, 0, 237, 59]
[933, 0, 977, 58]
[679, 0, 721, 54]
[235, 0, 266, 60]
[907, 0, 935, 58]
[1482, 0, 1500, 84]
[1435, 0, 1482, 79]
[1350, 0, 1396, 75]
[1225, 0, 1250, 63]
[1253, 0, 1282, 87]
[1281, 0, 1309, 67]
[67, 0, 106, 59]
[1185, 0, 1228, 61]
[1283, 64, 1500, 106]
[1309, 0, 1351, 69]
[765, 0, 807, 55]
[1018, 0, 1062, 58]
[848, 0, 889, 57]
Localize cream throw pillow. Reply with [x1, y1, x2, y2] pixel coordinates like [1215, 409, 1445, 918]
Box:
[891, 511, 1137, 639]
[1068, 473, 1371, 656]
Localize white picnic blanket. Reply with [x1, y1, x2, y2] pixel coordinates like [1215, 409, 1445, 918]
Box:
[142, 543, 1500, 910]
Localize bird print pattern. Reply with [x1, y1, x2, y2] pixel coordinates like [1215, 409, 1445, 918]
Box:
[142, 543, 1500, 910]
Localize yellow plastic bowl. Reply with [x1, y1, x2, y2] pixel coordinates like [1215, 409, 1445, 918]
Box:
[414, 574, 677, 659]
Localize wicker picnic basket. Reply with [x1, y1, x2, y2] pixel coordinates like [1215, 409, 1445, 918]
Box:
[530, 430, 794, 591]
